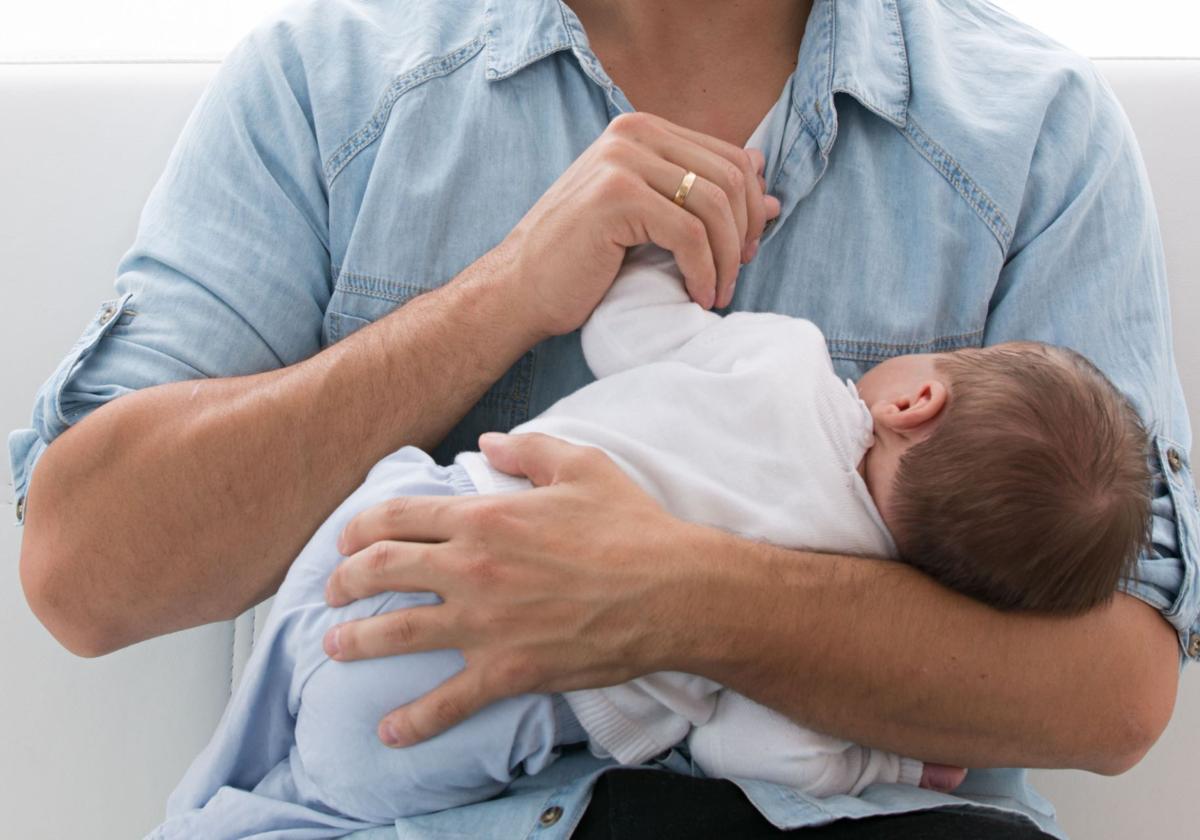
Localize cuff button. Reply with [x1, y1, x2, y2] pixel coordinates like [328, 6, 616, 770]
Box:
[538, 805, 563, 828]
[1188, 634, 1200, 659]
[1166, 449, 1182, 474]
[98, 305, 116, 325]
[15, 496, 25, 522]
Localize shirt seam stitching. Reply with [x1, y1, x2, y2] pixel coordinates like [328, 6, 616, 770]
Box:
[486, 40, 575, 81]
[333, 267, 431, 303]
[901, 117, 1015, 251]
[322, 36, 486, 185]
[824, 328, 985, 359]
[885, 0, 912, 118]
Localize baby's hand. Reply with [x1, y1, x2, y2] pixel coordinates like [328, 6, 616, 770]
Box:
[919, 763, 968, 793]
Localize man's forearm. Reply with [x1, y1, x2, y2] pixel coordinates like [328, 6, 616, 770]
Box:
[20, 242, 543, 656]
[671, 528, 1180, 774]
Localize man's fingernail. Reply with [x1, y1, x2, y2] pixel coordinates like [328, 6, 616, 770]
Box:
[747, 239, 760, 261]
[479, 432, 505, 447]
[381, 721, 402, 747]
[336, 531, 348, 554]
[323, 627, 341, 658]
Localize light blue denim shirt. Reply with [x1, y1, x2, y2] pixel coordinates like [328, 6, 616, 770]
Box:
[9, 0, 1200, 837]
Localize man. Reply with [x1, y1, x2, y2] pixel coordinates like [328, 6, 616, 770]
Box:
[12, 1, 1197, 837]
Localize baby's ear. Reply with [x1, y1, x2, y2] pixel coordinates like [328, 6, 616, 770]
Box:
[877, 381, 948, 436]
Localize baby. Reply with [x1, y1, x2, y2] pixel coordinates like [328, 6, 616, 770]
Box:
[150, 245, 1152, 839]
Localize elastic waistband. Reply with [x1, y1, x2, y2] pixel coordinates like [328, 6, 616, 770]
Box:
[445, 462, 479, 496]
[553, 693, 589, 747]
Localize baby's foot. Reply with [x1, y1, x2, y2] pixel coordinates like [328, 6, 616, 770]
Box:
[920, 763, 967, 793]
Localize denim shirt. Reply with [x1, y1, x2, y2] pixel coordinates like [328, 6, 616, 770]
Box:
[9, 0, 1199, 837]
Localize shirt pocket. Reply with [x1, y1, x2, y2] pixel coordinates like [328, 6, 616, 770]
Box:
[735, 220, 993, 383]
[323, 274, 536, 462]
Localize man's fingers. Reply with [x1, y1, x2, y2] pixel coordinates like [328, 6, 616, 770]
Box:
[634, 155, 741, 302]
[633, 129, 750, 251]
[746, 147, 766, 179]
[658, 119, 769, 248]
[325, 540, 444, 607]
[480, 432, 616, 488]
[379, 668, 494, 747]
[324, 604, 449, 661]
[739, 148, 767, 261]
[745, 195, 783, 263]
[603, 175, 720, 306]
[339, 495, 455, 555]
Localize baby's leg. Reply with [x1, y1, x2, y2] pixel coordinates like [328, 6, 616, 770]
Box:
[280, 457, 571, 822]
[291, 617, 569, 822]
[686, 690, 924, 798]
[159, 447, 569, 836]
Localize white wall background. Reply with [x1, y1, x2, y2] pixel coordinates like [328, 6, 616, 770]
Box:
[1, 0, 1199, 62]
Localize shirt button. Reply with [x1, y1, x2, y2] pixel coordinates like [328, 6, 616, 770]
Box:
[1166, 449, 1183, 474]
[538, 805, 563, 828]
[1188, 634, 1200, 659]
[98, 306, 116, 325]
[15, 496, 25, 522]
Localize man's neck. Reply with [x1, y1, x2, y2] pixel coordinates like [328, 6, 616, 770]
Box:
[566, 0, 813, 146]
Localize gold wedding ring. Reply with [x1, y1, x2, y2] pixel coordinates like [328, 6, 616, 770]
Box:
[672, 170, 697, 207]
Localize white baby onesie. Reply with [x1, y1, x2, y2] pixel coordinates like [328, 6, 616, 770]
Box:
[457, 244, 922, 794]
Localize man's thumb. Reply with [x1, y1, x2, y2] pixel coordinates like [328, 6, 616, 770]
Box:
[478, 432, 576, 487]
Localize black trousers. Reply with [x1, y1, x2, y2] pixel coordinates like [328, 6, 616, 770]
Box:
[572, 770, 1053, 840]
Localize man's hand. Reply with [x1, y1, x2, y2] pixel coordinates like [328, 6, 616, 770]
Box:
[503, 112, 780, 338]
[324, 433, 692, 748]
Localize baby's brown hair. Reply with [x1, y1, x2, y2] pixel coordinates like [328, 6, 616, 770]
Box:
[889, 343, 1152, 613]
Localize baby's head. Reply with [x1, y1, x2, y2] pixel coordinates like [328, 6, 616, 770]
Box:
[857, 342, 1152, 613]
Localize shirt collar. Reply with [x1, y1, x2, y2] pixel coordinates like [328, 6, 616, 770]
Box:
[482, 0, 579, 82]
[483, 0, 911, 148]
[795, 0, 911, 154]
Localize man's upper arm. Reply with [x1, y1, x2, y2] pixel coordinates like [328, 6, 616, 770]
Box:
[7, 25, 332, 523]
[982, 63, 1199, 664]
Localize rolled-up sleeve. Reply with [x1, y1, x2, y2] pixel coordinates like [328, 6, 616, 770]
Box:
[982, 63, 1199, 662]
[8, 21, 332, 524]
[1128, 441, 1198, 656]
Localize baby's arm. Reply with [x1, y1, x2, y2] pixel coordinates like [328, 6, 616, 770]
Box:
[581, 245, 721, 378]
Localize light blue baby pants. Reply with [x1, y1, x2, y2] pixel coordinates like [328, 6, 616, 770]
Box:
[149, 446, 583, 839]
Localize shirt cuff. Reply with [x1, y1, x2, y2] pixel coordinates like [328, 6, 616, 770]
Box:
[7, 429, 44, 526]
[1120, 436, 1200, 664]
